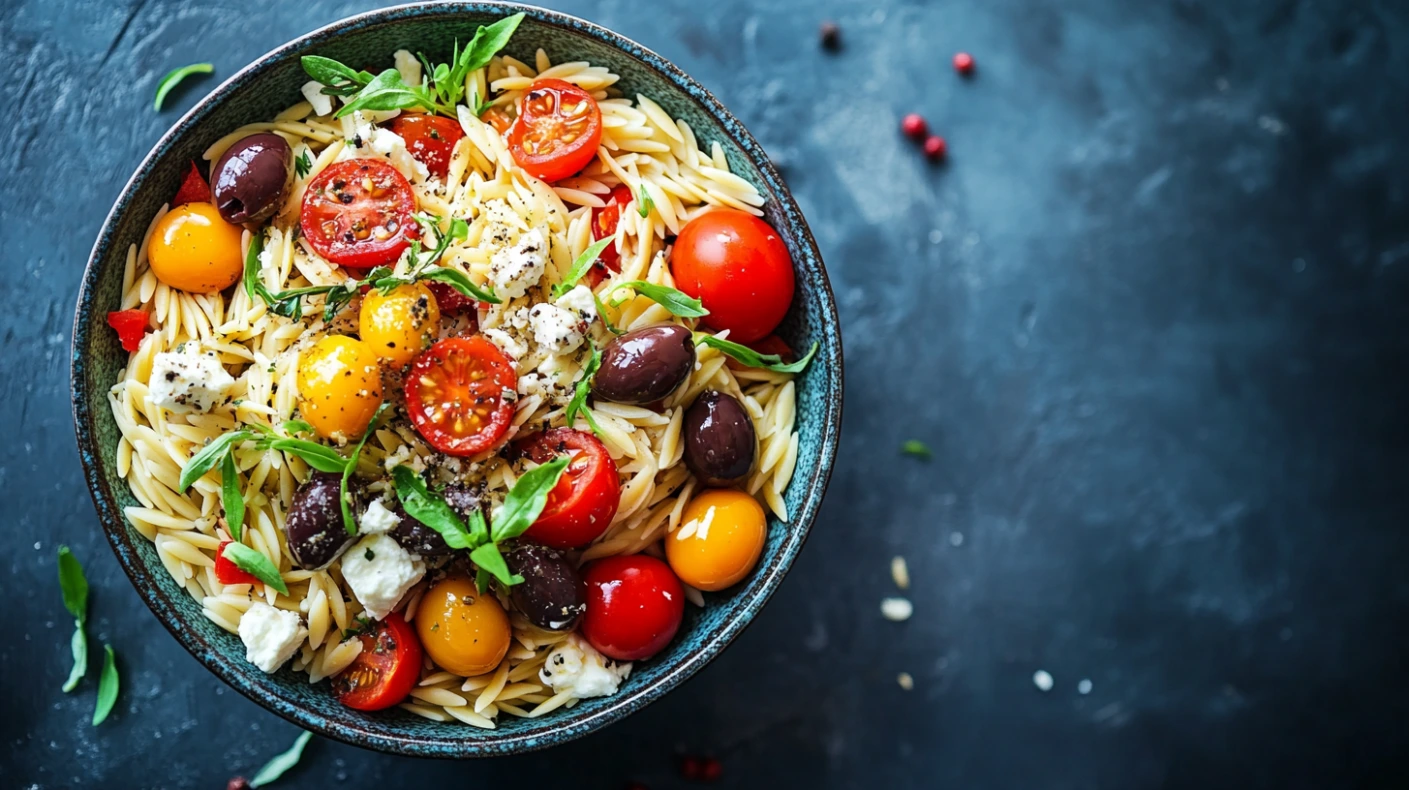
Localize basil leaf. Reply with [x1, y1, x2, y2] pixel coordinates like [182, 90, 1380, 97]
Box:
[281, 419, 315, 436]
[391, 466, 475, 550]
[221, 452, 246, 541]
[154, 63, 213, 111]
[179, 430, 251, 492]
[553, 237, 614, 299]
[594, 293, 625, 335]
[901, 440, 932, 460]
[458, 13, 526, 77]
[92, 645, 119, 726]
[341, 403, 391, 535]
[243, 231, 265, 302]
[466, 507, 490, 548]
[697, 335, 819, 373]
[301, 56, 367, 88]
[57, 546, 88, 623]
[468, 542, 523, 588]
[610, 280, 708, 318]
[416, 266, 500, 304]
[492, 457, 570, 542]
[265, 438, 348, 474]
[221, 542, 289, 595]
[564, 344, 602, 433]
[250, 731, 313, 788]
[336, 69, 432, 118]
[474, 567, 492, 595]
[63, 626, 87, 693]
[294, 150, 313, 178]
[636, 184, 654, 218]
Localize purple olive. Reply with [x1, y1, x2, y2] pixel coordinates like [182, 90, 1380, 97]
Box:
[592, 324, 695, 405]
[211, 133, 292, 224]
[504, 543, 586, 630]
[389, 483, 483, 558]
[683, 390, 756, 486]
[283, 472, 356, 569]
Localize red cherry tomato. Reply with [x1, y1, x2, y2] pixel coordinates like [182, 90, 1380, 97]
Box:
[390, 114, 465, 180]
[300, 158, 417, 269]
[332, 613, 423, 711]
[580, 554, 685, 661]
[106, 310, 150, 352]
[214, 541, 260, 586]
[172, 161, 212, 206]
[405, 336, 517, 457]
[590, 184, 634, 272]
[507, 79, 603, 182]
[671, 209, 795, 343]
[516, 428, 621, 549]
[426, 281, 476, 315]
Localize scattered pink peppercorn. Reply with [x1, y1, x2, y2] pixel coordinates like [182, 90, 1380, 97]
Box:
[924, 135, 947, 160]
[819, 21, 841, 50]
[901, 113, 927, 139]
[700, 757, 724, 782]
[953, 52, 975, 75]
[679, 755, 704, 780]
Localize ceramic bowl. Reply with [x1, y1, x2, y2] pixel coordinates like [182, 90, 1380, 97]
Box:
[70, 2, 842, 757]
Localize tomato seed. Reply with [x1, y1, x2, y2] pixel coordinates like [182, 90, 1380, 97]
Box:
[953, 52, 975, 75]
[924, 135, 947, 160]
[901, 113, 927, 139]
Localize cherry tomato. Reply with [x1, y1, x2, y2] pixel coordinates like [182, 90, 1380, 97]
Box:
[300, 158, 417, 269]
[580, 554, 684, 661]
[671, 209, 795, 343]
[359, 282, 441, 369]
[332, 612, 423, 711]
[590, 184, 634, 272]
[405, 336, 517, 457]
[665, 489, 766, 591]
[296, 336, 384, 443]
[516, 428, 621, 549]
[427, 281, 477, 315]
[415, 576, 511, 676]
[483, 107, 515, 134]
[507, 79, 603, 182]
[172, 161, 212, 206]
[147, 202, 245, 293]
[106, 310, 150, 352]
[390, 114, 465, 180]
[213, 540, 260, 586]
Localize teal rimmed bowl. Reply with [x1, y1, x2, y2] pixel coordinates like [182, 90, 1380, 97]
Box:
[70, 2, 842, 757]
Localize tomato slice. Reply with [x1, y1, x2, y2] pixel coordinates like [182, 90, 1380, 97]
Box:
[300, 158, 417, 269]
[405, 336, 517, 457]
[507, 79, 603, 182]
[389, 114, 465, 180]
[332, 613, 423, 711]
[172, 161, 212, 206]
[590, 184, 634, 273]
[106, 310, 150, 352]
[214, 540, 260, 586]
[516, 428, 621, 549]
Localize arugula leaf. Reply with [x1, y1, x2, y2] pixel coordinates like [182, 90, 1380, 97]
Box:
[221, 542, 289, 595]
[901, 440, 932, 460]
[281, 419, 315, 435]
[458, 13, 526, 76]
[414, 215, 470, 269]
[64, 627, 87, 693]
[466, 507, 490, 548]
[475, 567, 492, 595]
[243, 232, 268, 303]
[179, 430, 252, 492]
[416, 267, 500, 304]
[92, 645, 119, 726]
[636, 184, 654, 218]
[154, 63, 213, 111]
[609, 280, 708, 318]
[391, 466, 475, 550]
[564, 344, 602, 433]
[697, 335, 818, 373]
[335, 69, 433, 118]
[250, 731, 313, 788]
[491, 457, 570, 543]
[300, 56, 372, 94]
[594, 293, 625, 335]
[262, 438, 348, 474]
[58, 546, 89, 692]
[469, 542, 523, 588]
[221, 452, 246, 541]
[552, 237, 614, 299]
[340, 402, 391, 535]
[294, 150, 313, 179]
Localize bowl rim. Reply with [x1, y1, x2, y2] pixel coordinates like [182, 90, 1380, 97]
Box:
[70, 1, 843, 757]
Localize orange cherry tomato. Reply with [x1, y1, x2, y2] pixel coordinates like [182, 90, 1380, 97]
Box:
[516, 428, 621, 549]
[507, 79, 602, 182]
[332, 613, 423, 711]
[300, 158, 417, 270]
[404, 336, 517, 457]
[147, 202, 245, 294]
[671, 209, 795, 343]
[390, 114, 465, 180]
[415, 576, 511, 677]
[665, 489, 767, 591]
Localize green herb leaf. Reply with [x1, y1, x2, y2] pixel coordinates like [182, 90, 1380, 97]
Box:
[64, 626, 87, 693]
[391, 466, 475, 550]
[458, 13, 526, 76]
[281, 419, 315, 436]
[466, 508, 490, 549]
[294, 150, 313, 178]
[415, 266, 500, 304]
[243, 232, 267, 303]
[552, 237, 614, 299]
[179, 430, 251, 492]
[221, 452, 246, 541]
[636, 184, 654, 218]
[594, 293, 625, 335]
[92, 644, 119, 725]
[491, 457, 570, 543]
[301, 56, 371, 91]
[336, 69, 433, 118]
[474, 567, 492, 595]
[564, 344, 602, 433]
[341, 402, 391, 535]
[610, 280, 708, 318]
[697, 335, 818, 373]
[57, 546, 88, 623]
[154, 63, 213, 111]
[263, 438, 348, 474]
[900, 440, 932, 460]
[221, 542, 289, 595]
[469, 542, 524, 588]
[249, 731, 313, 788]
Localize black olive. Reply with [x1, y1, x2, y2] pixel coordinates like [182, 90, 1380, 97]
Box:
[592, 324, 695, 405]
[683, 390, 756, 486]
[283, 472, 356, 569]
[211, 133, 293, 224]
[504, 543, 586, 630]
[389, 483, 482, 558]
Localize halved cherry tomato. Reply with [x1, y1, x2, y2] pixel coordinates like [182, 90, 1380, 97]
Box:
[300, 158, 417, 269]
[483, 107, 515, 134]
[507, 79, 602, 182]
[332, 613, 423, 712]
[172, 161, 212, 206]
[213, 540, 260, 586]
[515, 428, 620, 549]
[427, 281, 477, 315]
[580, 554, 685, 661]
[390, 114, 465, 180]
[590, 184, 634, 272]
[671, 209, 795, 343]
[405, 336, 517, 457]
[106, 310, 150, 352]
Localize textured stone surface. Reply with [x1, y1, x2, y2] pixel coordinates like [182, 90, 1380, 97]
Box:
[4, 0, 1409, 787]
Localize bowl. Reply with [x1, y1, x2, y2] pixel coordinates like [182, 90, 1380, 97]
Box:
[70, 2, 843, 757]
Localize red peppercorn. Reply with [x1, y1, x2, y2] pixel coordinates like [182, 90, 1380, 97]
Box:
[226, 778, 251, 790]
[700, 757, 723, 782]
[819, 21, 841, 50]
[900, 113, 927, 139]
[953, 52, 975, 75]
[624, 783, 650, 790]
[923, 136, 947, 160]
[678, 755, 704, 780]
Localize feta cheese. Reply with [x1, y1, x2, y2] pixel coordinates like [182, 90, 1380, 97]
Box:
[238, 602, 307, 673]
[555, 285, 599, 325]
[300, 80, 333, 117]
[149, 347, 234, 414]
[342, 111, 428, 182]
[393, 49, 422, 88]
[359, 498, 401, 535]
[484, 328, 528, 360]
[880, 597, 913, 622]
[488, 229, 547, 300]
[529, 302, 587, 354]
[340, 533, 425, 620]
[539, 634, 631, 699]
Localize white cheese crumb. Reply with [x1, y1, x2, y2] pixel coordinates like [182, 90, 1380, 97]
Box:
[238, 602, 307, 673]
[897, 672, 914, 691]
[554, 284, 598, 324]
[890, 556, 910, 590]
[484, 328, 528, 360]
[340, 533, 425, 620]
[149, 347, 234, 414]
[300, 81, 333, 117]
[488, 229, 547, 300]
[539, 634, 632, 699]
[529, 302, 587, 354]
[393, 49, 422, 88]
[359, 498, 401, 535]
[880, 597, 913, 622]
[1077, 678, 1093, 695]
[1033, 670, 1054, 692]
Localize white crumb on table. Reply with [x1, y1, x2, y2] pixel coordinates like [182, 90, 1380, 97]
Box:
[949, 532, 964, 547]
[897, 672, 914, 691]
[1033, 669, 1054, 692]
[1078, 678, 1093, 695]
[880, 597, 913, 622]
[890, 556, 910, 590]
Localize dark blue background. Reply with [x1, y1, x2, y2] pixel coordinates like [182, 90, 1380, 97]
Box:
[4, 0, 1408, 787]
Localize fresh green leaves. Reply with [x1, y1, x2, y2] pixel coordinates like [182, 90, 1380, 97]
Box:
[58, 547, 88, 692]
[564, 344, 604, 436]
[422, 13, 526, 114]
[553, 237, 614, 299]
[341, 402, 392, 535]
[491, 457, 570, 543]
[221, 452, 245, 540]
[66, 629, 88, 694]
[263, 438, 348, 473]
[92, 645, 119, 726]
[636, 184, 654, 218]
[250, 731, 314, 787]
[469, 543, 522, 589]
[179, 430, 251, 492]
[696, 335, 819, 373]
[900, 440, 932, 460]
[154, 63, 213, 111]
[222, 542, 289, 595]
[294, 150, 313, 179]
[391, 466, 475, 550]
[336, 68, 434, 118]
[299, 56, 374, 97]
[610, 280, 708, 318]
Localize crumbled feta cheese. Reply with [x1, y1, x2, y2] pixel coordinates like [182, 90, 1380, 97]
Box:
[539, 634, 631, 699]
[301, 81, 333, 117]
[484, 328, 528, 360]
[340, 533, 425, 620]
[340, 111, 427, 182]
[359, 498, 401, 535]
[149, 348, 234, 414]
[529, 302, 587, 354]
[238, 602, 307, 673]
[880, 597, 913, 622]
[555, 284, 598, 324]
[393, 49, 422, 88]
[1033, 670, 1054, 692]
[488, 229, 547, 300]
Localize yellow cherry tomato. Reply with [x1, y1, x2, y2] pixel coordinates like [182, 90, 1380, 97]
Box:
[415, 576, 511, 676]
[359, 283, 441, 368]
[665, 489, 767, 591]
[146, 203, 244, 293]
[296, 336, 384, 442]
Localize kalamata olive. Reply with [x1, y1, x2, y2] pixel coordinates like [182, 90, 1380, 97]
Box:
[284, 471, 356, 569]
[390, 483, 483, 558]
[504, 543, 586, 630]
[592, 324, 695, 405]
[683, 391, 756, 486]
[211, 133, 293, 224]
